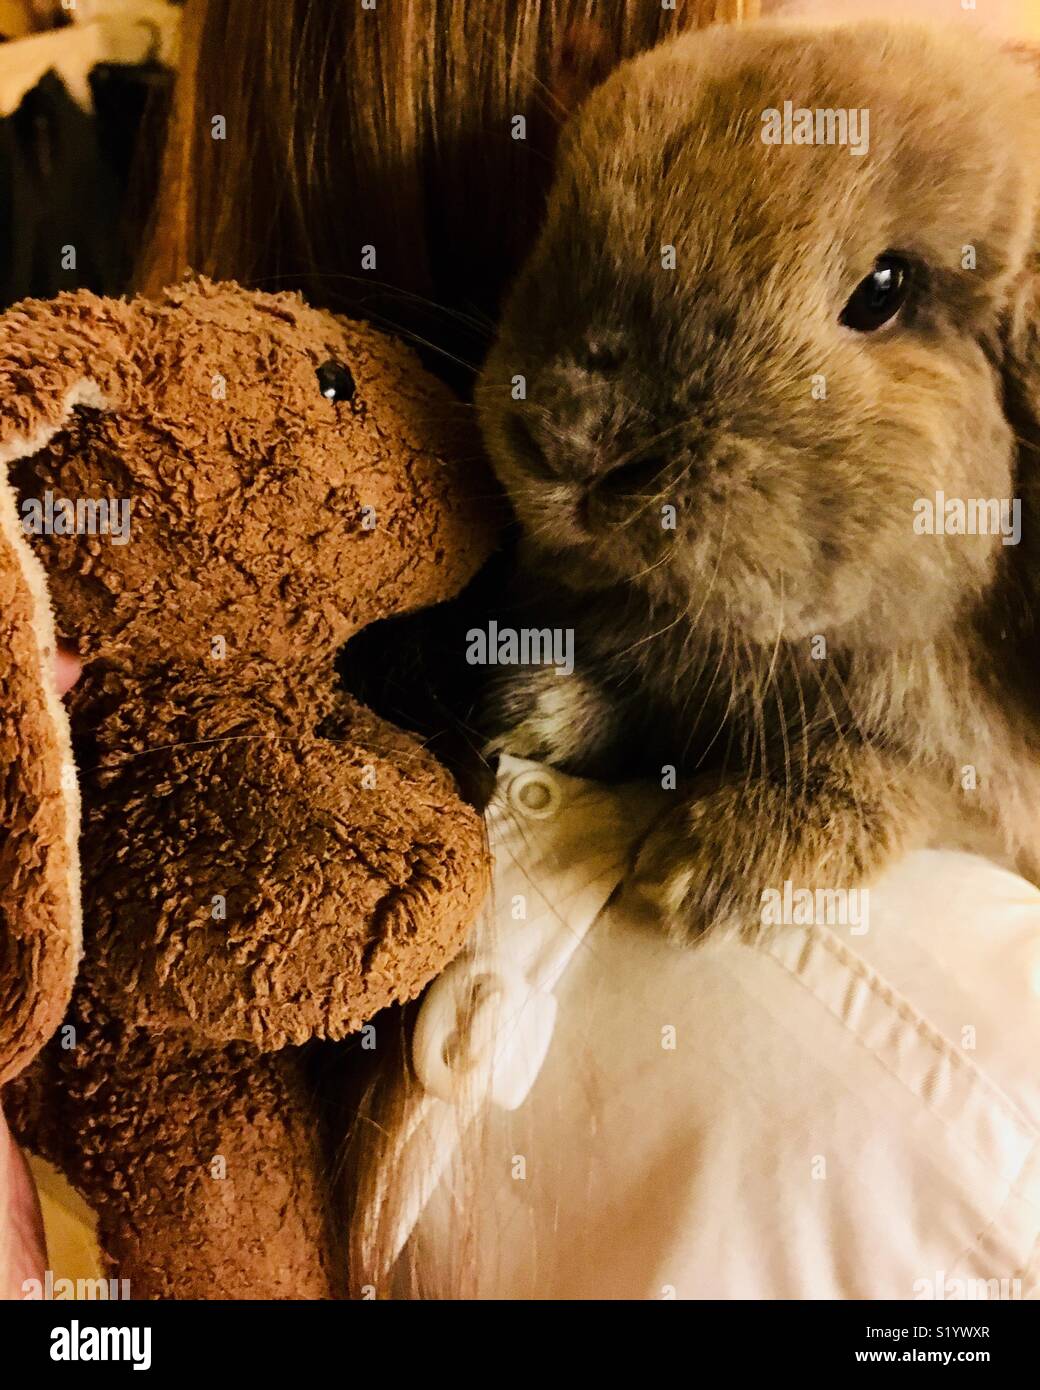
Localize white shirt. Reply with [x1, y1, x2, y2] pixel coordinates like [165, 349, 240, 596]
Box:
[394, 757, 1040, 1300]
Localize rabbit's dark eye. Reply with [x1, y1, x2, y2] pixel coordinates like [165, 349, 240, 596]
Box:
[840, 255, 911, 332]
[316, 360, 356, 402]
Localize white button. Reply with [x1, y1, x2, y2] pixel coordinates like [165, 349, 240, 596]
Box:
[413, 959, 498, 1104]
[413, 958, 554, 1110]
[507, 768, 562, 820]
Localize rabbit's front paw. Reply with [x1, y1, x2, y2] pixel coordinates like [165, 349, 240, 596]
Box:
[629, 788, 768, 943]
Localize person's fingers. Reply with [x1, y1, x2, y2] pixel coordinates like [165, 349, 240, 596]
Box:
[0, 1104, 46, 1300]
[54, 643, 81, 698]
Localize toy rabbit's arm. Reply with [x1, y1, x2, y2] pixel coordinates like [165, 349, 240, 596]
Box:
[74, 675, 488, 1051]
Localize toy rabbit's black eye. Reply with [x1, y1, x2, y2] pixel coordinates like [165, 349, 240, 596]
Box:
[316, 360, 356, 402]
[840, 255, 911, 332]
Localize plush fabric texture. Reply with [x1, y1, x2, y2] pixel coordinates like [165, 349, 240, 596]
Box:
[0, 452, 79, 1086]
[74, 674, 488, 1047]
[0, 278, 496, 1297]
[12, 996, 338, 1300]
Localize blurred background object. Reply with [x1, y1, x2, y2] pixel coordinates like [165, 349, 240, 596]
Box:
[776, 0, 1039, 40]
[0, 0, 180, 308]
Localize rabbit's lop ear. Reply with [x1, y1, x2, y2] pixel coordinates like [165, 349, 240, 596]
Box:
[1003, 257, 1040, 460]
[1001, 46, 1040, 449]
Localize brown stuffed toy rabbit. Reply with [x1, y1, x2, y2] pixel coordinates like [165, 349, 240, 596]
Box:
[0, 278, 495, 1297]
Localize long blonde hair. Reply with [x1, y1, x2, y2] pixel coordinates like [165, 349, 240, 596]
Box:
[142, 0, 762, 1297]
[142, 1, 759, 380]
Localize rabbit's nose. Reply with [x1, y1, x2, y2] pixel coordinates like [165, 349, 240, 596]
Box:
[517, 374, 627, 482]
[529, 420, 617, 484]
[579, 332, 628, 373]
[502, 406, 611, 483]
[596, 452, 669, 497]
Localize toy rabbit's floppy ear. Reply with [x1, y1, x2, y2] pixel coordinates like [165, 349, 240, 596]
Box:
[0, 459, 80, 1085]
[0, 292, 125, 1083]
[0, 293, 119, 462]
